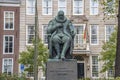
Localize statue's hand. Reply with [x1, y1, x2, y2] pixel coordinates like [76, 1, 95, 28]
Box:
[48, 34, 51, 37]
[71, 31, 74, 34]
[71, 31, 75, 35]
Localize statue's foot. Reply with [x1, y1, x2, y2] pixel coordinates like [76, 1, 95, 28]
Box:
[54, 56, 59, 59]
[61, 55, 65, 59]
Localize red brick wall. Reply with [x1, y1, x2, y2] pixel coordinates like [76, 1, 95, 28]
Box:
[0, 6, 20, 74]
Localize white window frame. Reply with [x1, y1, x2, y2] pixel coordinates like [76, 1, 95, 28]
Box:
[3, 35, 14, 54]
[26, 25, 35, 45]
[90, 25, 99, 45]
[4, 11, 14, 30]
[104, 0, 115, 15]
[105, 25, 115, 42]
[42, 25, 48, 45]
[106, 68, 114, 79]
[26, 0, 35, 15]
[2, 58, 13, 75]
[42, 0, 52, 15]
[90, 0, 99, 15]
[27, 72, 34, 77]
[58, 0, 66, 15]
[74, 24, 86, 46]
[91, 56, 99, 79]
[73, 0, 84, 15]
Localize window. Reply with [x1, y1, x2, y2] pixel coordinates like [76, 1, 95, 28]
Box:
[43, 25, 48, 44]
[26, 0, 35, 15]
[90, 0, 99, 15]
[3, 35, 14, 54]
[4, 11, 14, 30]
[27, 72, 34, 77]
[107, 68, 114, 78]
[104, 0, 115, 15]
[73, 0, 84, 15]
[26, 25, 35, 45]
[92, 56, 99, 78]
[105, 25, 114, 41]
[42, 0, 52, 15]
[74, 25, 85, 45]
[90, 25, 99, 45]
[2, 58, 13, 75]
[58, 0, 66, 14]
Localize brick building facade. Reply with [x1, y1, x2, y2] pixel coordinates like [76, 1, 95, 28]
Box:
[0, 0, 20, 74]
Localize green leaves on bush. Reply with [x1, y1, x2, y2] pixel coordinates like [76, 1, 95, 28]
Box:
[0, 73, 29, 80]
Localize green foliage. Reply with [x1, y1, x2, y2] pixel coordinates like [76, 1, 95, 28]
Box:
[19, 38, 49, 72]
[78, 77, 120, 80]
[100, 0, 119, 20]
[79, 78, 90, 80]
[0, 73, 29, 80]
[100, 28, 117, 72]
[115, 77, 120, 80]
[102, 0, 118, 13]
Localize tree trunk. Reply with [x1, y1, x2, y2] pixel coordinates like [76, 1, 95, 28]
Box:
[115, 0, 120, 78]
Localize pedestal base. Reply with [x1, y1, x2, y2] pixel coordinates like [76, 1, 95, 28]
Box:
[46, 59, 77, 80]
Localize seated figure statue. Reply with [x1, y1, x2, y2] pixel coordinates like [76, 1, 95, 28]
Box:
[47, 10, 75, 59]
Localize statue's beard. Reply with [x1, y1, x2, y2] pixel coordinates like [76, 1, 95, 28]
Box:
[59, 17, 64, 20]
[55, 16, 67, 23]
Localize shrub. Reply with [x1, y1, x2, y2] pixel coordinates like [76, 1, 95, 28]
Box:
[79, 78, 90, 80]
[78, 77, 120, 80]
[0, 73, 30, 80]
[115, 77, 120, 80]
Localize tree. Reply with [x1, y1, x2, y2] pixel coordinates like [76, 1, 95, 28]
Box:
[100, 28, 117, 72]
[101, 0, 120, 77]
[115, 0, 120, 77]
[101, 0, 118, 18]
[19, 39, 49, 73]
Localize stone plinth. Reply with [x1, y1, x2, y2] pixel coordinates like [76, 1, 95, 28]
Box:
[46, 59, 77, 80]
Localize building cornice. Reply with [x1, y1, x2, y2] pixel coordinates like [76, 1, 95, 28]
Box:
[0, 0, 20, 3]
[0, 3, 20, 7]
[0, 0, 20, 7]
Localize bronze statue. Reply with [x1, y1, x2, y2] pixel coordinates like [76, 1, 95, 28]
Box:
[47, 11, 75, 59]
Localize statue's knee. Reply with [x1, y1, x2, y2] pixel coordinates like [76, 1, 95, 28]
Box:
[64, 37, 71, 42]
[52, 36, 59, 43]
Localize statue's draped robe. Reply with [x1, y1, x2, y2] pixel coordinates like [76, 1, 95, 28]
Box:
[47, 16, 75, 59]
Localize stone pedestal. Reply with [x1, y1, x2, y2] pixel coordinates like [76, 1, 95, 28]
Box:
[46, 59, 77, 80]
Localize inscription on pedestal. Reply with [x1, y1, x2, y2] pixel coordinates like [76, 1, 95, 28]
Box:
[46, 60, 77, 80]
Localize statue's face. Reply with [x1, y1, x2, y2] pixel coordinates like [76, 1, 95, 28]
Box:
[58, 11, 64, 20]
[58, 14, 64, 19]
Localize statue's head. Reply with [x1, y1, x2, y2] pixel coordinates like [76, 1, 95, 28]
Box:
[57, 10, 64, 20]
